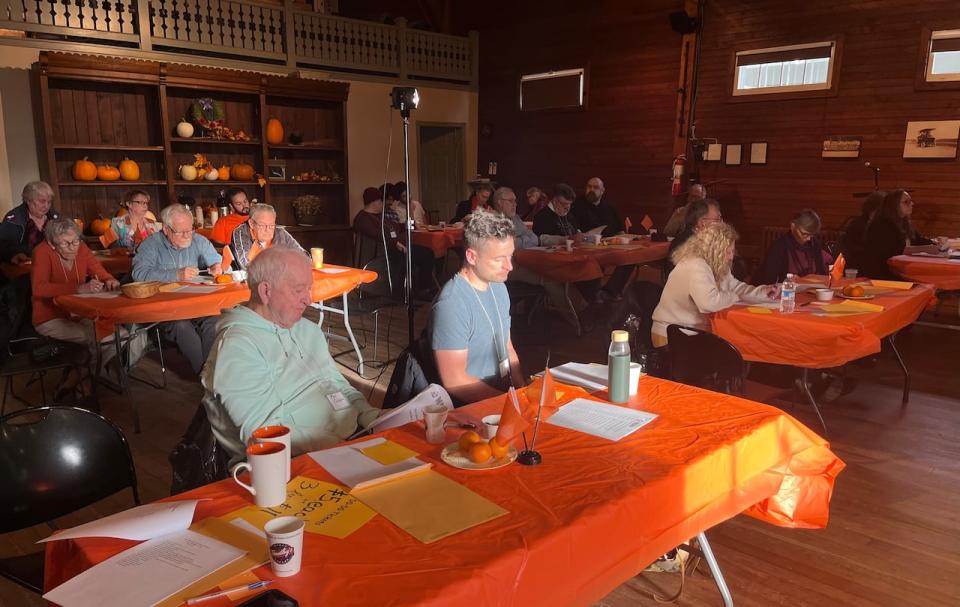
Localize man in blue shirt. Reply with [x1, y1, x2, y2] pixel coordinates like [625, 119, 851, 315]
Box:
[132, 204, 223, 375]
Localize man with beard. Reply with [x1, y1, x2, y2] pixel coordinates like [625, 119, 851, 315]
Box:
[572, 177, 633, 237]
[210, 188, 251, 245]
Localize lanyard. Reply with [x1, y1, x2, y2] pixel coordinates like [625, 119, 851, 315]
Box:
[458, 274, 506, 362]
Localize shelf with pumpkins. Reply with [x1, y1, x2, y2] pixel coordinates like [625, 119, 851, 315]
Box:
[53, 144, 165, 151]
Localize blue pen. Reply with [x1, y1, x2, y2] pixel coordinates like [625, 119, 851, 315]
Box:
[185, 579, 273, 604]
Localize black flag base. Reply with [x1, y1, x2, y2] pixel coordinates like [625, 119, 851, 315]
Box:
[517, 449, 542, 466]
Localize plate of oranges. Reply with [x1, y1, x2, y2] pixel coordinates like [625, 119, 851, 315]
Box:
[441, 431, 517, 470]
[840, 284, 874, 300]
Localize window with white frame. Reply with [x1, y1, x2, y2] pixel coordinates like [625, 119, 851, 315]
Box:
[927, 30, 960, 81]
[733, 42, 836, 96]
[520, 68, 585, 111]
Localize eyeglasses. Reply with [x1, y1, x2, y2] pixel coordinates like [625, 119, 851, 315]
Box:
[128, 199, 150, 206]
[252, 221, 276, 230]
[167, 227, 195, 237]
[55, 238, 81, 248]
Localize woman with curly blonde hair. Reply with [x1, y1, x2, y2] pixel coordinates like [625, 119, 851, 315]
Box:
[651, 222, 778, 346]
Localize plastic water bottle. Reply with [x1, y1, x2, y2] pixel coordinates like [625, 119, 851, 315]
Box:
[608, 330, 631, 403]
[780, 273, 796, 314]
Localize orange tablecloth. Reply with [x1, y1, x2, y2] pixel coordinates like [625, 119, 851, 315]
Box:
[411, 227, 464, 258]
[888, 255, 960, 291]
[54, 265, 376, 340]
[712, 278, 935, 368]
[44, 378, 842, 606]
[514, 240, 669, 282]
[1, 251, 132, 281]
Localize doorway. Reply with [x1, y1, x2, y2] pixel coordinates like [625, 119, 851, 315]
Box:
[418, 123, 465, 223]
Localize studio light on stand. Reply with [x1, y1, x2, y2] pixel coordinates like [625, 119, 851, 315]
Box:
[390, 86, 420, 346]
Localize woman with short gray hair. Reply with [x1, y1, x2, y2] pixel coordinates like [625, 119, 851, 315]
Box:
[755, 208, 834, 284]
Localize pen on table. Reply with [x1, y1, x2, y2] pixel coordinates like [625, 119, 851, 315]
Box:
[185, 580, 273, 604]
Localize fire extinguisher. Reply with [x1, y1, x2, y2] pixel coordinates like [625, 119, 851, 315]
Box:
[671, 154, 686, 197]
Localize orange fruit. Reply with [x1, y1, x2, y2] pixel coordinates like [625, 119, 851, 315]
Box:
[214, 274, 233, 284]
[488, 437, 509, 459]
[458, 430, 482, 452]
[467, 442, 492, 463]
[843, 285, 864, 297]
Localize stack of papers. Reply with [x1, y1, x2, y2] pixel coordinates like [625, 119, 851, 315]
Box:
[546, 398, 658, 441]
[309, 437, 431, 490]
[547, 362, 608, 392]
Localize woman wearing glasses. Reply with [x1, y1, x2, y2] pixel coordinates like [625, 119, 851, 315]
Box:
[101, 189, 162, 250]
[754, 209, 833, 284]
[863, 189, 944, 280]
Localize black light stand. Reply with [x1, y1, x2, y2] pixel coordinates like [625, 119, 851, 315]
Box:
[517, 352, 550, 466]
[391, 86, 420, 346]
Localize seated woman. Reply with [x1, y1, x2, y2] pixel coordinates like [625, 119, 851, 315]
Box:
[101, 189, 162, 250]
[31, 218, 121, 367]
[755, 209, 833, 284]
[652, 223, 778, 346]
[839, 191, 885, 271]
[862, 189, 943, 280]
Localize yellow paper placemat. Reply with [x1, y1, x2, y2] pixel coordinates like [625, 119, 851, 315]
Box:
[223, 475, 377, 539]
[822, 300, 884, 314]
[353, 470, 508, 544]
[360, 441, 419, 465]
[155, 517, 269, 607]
[747, 306, 773, 314]
[870, 279, 914, 290]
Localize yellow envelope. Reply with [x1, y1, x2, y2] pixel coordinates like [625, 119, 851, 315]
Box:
[822, 300, 884, 314]
[870, 279, 914, 290]
[747, 307, 773, 314]
[223, 475, 377, 539]
[360, 441, 419, 465]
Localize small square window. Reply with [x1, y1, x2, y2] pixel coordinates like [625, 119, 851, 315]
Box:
[927, 30, 960, 81]
[520, 68, 585, 111]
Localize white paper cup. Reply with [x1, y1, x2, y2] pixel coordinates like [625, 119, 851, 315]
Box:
[481, 414, 501, 439]
[565, 239, 574, 252]
[844, 269, 858, 278]
[231, 442, 287, 507]
[423, 404, 448, 445]
[264, 516, 305, 577]
[253, 425, 291, 482]
[815, 288, 834, 301]
[231, 270, 247, 282]
[629, 363, 644, 396]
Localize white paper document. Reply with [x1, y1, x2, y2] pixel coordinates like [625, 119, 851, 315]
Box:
[42, 529, 245, 607]
[318, 267, 350, 274]
[38, 500, 201, 543]
[546, 398, 658, 441]
[74, 291, 122, 299]
[795, 283, 827, 292]
[547, 362, 608, 392]
[175, 285, 220, 294]
[309, 437, 431, 490]
[367, 383, 452, 433]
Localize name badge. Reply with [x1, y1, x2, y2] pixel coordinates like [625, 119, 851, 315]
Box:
[326, 392, 350, 411]
[498, 357, 510, 379]
[389, 230, 397, 238]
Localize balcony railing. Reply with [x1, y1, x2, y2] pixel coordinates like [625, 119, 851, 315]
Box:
[0, 0, 477, 85]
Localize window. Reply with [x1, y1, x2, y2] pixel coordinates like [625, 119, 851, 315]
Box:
[927, 30, 960, 81]
[733, 42, 835, 96]
[520, 68, 585, 111]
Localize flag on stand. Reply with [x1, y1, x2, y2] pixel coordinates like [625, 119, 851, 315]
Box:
[640, 215, 654, 231]
[624, 217, 633, 233]
[523, 369, 561, 421]
[830, 253, 846, 284]
[495, 387, 530, 446]
[220, 245, 235, 271]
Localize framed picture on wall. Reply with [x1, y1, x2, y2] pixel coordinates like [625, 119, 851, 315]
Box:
[724, 144, 742, 166]
[750, 142, 768, 165]
[822, 136, 862, 159]
[903, 120, 960, 159]
[704, 143, 722, 161]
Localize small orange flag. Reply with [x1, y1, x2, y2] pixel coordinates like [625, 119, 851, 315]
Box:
[831, 253, 846, 283]
[640, 214, 654, 230]
[624, 217, 633, 233]
[220, 245, 235, 271]
[495, 387, 531, 446]
[99, 228, 118, 249]
[523, 369, 561, 422]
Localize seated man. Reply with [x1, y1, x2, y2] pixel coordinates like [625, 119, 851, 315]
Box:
[571, 177, 633, 237]
[665, 198, 722, 276]
[228, 203, 304, 270]
[210, 187, 251, 246]
[755, 209, 833, 284]
[432, 208, 524, 405]
[132, 204, 223, 375]
[202, 247, 378, 463]
[532, 183, 580, 245]
[663, 183, 707, 237]
[451, 181, 494, 223]
[1, 181, 60, 265]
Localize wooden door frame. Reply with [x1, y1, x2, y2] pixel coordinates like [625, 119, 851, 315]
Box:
[416, 121, 466, 218]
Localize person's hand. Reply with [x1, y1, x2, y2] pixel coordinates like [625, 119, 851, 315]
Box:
[78, 278, 104, 294]
[177, 266, 199, 281]
[397, 242, 407, 253]
[934, 236, 949, 251]
[766, 285, 781, 300]
[10, 252, 28, 265]
[209, 263, 223, 276]
[104, 279, 120, 291]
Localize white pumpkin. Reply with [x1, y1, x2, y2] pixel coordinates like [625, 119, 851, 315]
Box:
[176, 121, 195, 138]
[204, 168, 220, 181]
[179, 164, 198, 181]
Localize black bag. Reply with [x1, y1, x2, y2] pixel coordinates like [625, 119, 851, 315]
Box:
[169, 404, 230, 495]
[383, 330, 447, 409]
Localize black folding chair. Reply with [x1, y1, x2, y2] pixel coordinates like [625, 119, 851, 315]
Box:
[666, 324, 746, 395]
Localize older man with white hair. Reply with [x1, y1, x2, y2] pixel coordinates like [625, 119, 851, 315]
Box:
[132, 203, 223, 374]
[227, 203, 305, 270]
[202, 246, 378, 463]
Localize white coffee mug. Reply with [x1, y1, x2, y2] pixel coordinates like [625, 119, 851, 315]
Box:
[481, 414, 501, 439]
[264, 516, 305, 577]
[253, 425, 291, 482]
[231, 442, 287, 507]
[844, 269, 858, 278]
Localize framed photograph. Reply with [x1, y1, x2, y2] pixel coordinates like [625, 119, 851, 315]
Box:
[267, 159, 287, 181]
[724, 144, 742, 166]
[704, 143, 722, 161]
[750, 142, 768, 165]
[822, 136, 862, 159]
[903, 120, 960, 159]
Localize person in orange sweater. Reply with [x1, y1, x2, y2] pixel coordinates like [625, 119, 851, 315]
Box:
[31, 218, 122, 367]
[210, 187, 251, 245]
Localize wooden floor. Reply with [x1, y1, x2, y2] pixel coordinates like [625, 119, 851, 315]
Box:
[2, 300, 959, 607]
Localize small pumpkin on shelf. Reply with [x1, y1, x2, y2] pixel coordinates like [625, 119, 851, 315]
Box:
[72, 157, 97, 181]
[179, 164, 198, 181]
[266, 118, 284, 145]
[89, 215, 112, 236]
[217, 165, 231, 181]
[231, 163, 255, 181]
[97, 164, 121, 181]
[118, 158, 140, 181]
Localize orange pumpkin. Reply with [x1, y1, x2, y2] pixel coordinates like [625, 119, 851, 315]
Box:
[214, 274, 233, 284]
[218, 165, 231, 180]
[97, 164, 120, 181]
[72, 157, 97, 181]
[118, 158, 140, 181]
[231, 163, 255, 181]
[89, 216, 112, 236]
[265, 118, 284, 145]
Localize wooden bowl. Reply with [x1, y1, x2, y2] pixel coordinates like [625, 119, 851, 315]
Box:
[121, 281, 160, 299]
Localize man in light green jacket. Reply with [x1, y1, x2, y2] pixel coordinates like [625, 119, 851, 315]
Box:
[202, 246, 378, 464]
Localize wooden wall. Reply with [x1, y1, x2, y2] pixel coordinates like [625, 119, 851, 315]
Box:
[461, 0, 960, 251]
[458, 0, 685, 226]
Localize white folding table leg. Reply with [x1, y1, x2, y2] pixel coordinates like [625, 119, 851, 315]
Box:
[696, 532, 734, 607]
[340, 292, 364, 374]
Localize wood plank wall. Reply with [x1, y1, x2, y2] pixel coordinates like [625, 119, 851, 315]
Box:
[461, 0, 960, 250]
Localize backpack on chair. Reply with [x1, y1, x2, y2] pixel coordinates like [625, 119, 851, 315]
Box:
[383, 330, 446, 409]
[169, 404, 231, 495]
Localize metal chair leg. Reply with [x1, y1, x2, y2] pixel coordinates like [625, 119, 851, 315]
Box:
[696, 533, 734, 607]
[800, 368, 828, 435]
[887, 333, 910, 406]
